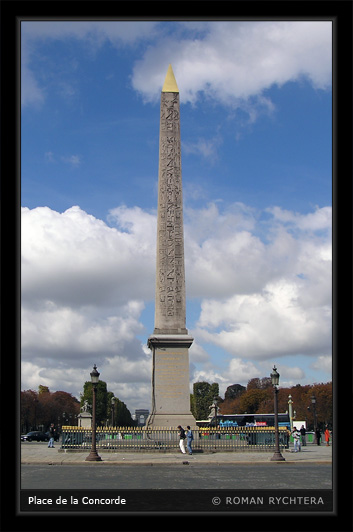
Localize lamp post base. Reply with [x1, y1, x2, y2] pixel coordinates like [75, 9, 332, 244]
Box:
[85, 450, 102, 461]
[270, 451, 285, 461]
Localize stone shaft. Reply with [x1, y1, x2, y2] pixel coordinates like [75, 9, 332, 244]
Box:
[154, 89, 187, 335]
[147, 66, 196, 429]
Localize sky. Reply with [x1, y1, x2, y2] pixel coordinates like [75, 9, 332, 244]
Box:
[21, 20, 332, 415]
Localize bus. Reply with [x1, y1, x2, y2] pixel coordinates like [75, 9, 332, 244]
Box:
[197, 413, 290, 429]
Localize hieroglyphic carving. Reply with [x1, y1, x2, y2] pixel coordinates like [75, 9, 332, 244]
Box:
[155, 91, 186, 332]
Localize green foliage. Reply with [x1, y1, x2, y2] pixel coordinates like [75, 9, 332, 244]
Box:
[191, 381, 219, 420]
[81, 380, 108, 426]
[81, 381, 135, 427]
[38, 385, 50, 394]
[224, 384, 246, 401]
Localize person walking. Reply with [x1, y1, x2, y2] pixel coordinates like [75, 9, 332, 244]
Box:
[300, 425, 306, 446]
[291, 427, 301, 452]
[324, 426, 330, 446]
[48, 423, 56, 448]
[186, 425, 193, 455]
[177, 425, 186, 454]
[315, 427, 321, 445]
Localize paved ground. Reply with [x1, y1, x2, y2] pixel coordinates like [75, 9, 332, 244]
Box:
[21, 441, 332, 466]
[21, 462, 332, 490]
[21, 442, 332, 490]
[19, 443, 334, 515]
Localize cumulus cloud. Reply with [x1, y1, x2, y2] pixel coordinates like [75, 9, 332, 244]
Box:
[22, 21, 331, 111]
[195, 279, 331, 360]
[192, 204, 331, 362]
[21, 202, 331, 410]
[21, 204, 157, 409]
[132, 21, 332, 106]
[21, 205, 156, 307]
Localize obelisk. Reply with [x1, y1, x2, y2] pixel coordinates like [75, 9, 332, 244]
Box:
[147, 65, 197, 428]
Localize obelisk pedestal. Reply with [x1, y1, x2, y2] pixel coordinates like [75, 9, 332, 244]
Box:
[147, 335, 196, 428]
[147, 65, 197, 428]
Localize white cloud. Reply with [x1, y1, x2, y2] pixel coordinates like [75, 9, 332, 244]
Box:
[21, 205, 156, 307]
[195, 277, 331, 361]
[22, 21, 331, 112]
[21, 45, 46, 107]
[190, 204, 331, 362]
[182, 136, 222, 162]
[61, 155, 81, 167]
[21, 202, 331, 411]
[132, 21, 332, 106]
[267, 205, 332, 232]
[310, 355, 332, 376]
[21, 204, 157, 410]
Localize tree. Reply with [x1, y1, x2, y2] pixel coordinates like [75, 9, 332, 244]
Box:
[38, 384, 50, 395]
[115, 399, 135, 426]
[217, 378, 332, 430]
[81, 382, 135, 427]
[20, 390, 38, 433]
[191, 381, 219, 420]
[247, 377, 272, 390]
[238, 388, 271, 414]
[224, 384, 246, 401]
[20, 388, 80, 432]
[81, 380, 108, 426]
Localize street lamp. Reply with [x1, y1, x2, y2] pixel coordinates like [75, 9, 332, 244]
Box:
[270, 365, 285, 461]
[85, 364, 102, 462]
[111, 397, 116, 426]
[311, 394, 317, 443]
[288, 394, 293, 431]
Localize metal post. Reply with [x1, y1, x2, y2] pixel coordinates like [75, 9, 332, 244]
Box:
[85, 368, 102, 462]
[288, 394, 293, 431]
[111, 397, 115, 427]
[271, 385, 285, 461]
[311, 394, 317, 443]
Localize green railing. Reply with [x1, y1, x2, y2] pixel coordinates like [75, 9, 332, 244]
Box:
[61, 426, 289, 452]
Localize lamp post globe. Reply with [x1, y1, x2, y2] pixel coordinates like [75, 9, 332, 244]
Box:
[90, 364, 100, 384]
[270, 365, 285, 462]
[271, 365, 280, 386]
[85, 364, 102, 462]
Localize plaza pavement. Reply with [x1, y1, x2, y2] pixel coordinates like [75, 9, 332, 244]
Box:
[21, 442, 332, 466]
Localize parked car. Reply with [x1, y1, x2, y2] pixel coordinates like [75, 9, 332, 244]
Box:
[21, 431, 49, 442]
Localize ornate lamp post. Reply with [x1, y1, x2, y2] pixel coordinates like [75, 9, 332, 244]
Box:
[270, 365, 285, 461]
[85, 364, 102, 462]
[111, 397, 116, 426]
[311, 394, 317, 443]
[288, 394, 293, 431]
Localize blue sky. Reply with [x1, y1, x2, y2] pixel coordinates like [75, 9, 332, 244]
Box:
[21, 21, 332, 414]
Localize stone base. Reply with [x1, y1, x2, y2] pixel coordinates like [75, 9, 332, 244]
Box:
[77, 413, 92, 428]
[145, 412, 197, 429]
[147, 334, 197, 429]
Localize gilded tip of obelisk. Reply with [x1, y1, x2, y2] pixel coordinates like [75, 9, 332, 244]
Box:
[162, 64, 179, 93]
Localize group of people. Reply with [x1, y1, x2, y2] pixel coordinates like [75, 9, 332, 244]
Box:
[291, 425, 331, 452]
[177, 425, 193, 455]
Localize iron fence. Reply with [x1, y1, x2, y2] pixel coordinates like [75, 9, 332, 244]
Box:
[60, 426, 289, 452]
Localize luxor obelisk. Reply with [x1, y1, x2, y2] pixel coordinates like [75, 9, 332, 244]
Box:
[147, 65, 197, 428]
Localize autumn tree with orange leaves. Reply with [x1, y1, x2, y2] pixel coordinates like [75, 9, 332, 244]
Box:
[21, 386, 80, 433]
[218, 379, 332, 430]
